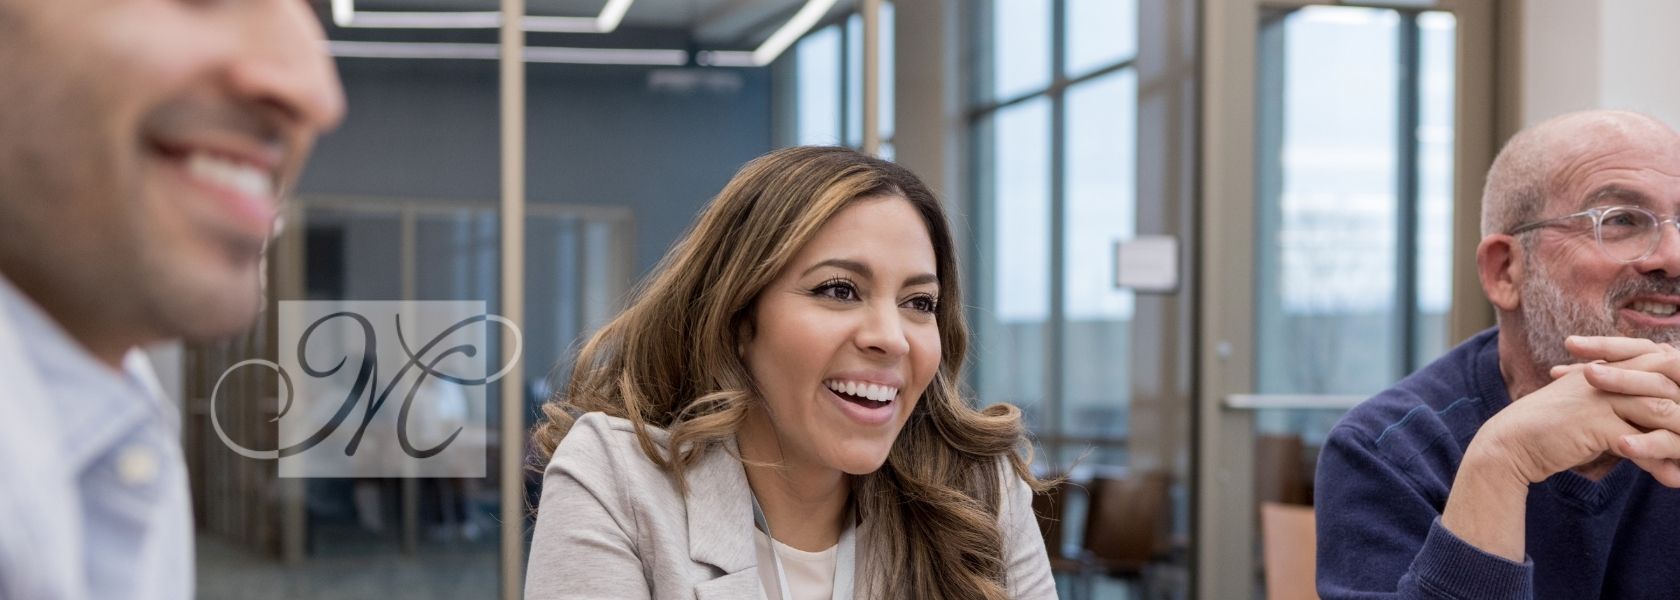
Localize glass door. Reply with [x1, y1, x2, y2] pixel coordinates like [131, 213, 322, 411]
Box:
[1197, 0, 1494, 597]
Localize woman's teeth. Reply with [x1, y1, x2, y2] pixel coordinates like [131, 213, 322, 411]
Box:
[824, 379, 898, 403]
[1631, 301, 1679, 317]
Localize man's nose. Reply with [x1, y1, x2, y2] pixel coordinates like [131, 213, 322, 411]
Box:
[1633, 220, 1680, 277]
[227, 0, 348, 135]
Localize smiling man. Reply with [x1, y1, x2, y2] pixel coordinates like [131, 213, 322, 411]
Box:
[0, 0, 344, 598]
[1316, 110, 1680, 599]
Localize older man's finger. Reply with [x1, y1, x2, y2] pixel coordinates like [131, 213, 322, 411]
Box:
[1552, 363, 1592, 379]
[1618, 431, 1680, 487]
[1567, 336, 1676, 363]
[1631, 457, 1680, 488]
[1585, 364, 1680, 402]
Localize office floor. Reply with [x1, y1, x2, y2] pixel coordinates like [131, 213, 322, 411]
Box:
[195, 534, 500, 600]
[196, 536, 1189, 600]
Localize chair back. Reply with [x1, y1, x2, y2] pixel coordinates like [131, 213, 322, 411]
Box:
[1260, 502, 1319, 600]
[1031, 479, 1072, 560]
[1081, 471, 1169, 566]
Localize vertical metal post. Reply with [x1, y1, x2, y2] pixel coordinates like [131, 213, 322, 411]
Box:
[861, 0, 882, 154]
[1047, 0, 1068, 466]
[1397, 13, 1421, 375]
[499, 1, 527, 598]
[401, 207, 420, 557]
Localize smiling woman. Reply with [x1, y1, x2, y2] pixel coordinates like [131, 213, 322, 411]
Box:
[525, 146, 1055, 599]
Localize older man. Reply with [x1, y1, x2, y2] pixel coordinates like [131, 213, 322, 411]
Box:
[1316, 110, 1680, 599]
[0, 1, 343, 598]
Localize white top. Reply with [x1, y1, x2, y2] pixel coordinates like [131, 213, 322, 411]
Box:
[752, 530, 838, 600]
[0, 273, 192, 600]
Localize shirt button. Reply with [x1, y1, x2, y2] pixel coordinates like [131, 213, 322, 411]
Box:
[117, 445, 158, 486]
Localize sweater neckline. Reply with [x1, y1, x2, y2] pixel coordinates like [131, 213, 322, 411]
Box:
[1542, 459, 1637, 513]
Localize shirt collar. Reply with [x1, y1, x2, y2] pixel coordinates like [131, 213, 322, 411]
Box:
[0, 274, 167, 470]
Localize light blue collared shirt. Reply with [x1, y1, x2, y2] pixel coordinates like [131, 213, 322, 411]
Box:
[0, 275, 193, 600]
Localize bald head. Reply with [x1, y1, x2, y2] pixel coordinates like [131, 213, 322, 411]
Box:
[1482, 110, 1680, 237]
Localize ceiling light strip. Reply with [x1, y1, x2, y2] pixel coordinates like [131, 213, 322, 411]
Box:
[750, 0, 840, 66]
[328, 40, 688, 66]
[331, 0, 635, 34]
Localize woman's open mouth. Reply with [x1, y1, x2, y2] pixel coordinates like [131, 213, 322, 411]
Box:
[823, 379, 899, 425]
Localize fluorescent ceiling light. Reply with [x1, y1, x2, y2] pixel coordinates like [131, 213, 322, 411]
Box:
[329, 40, 688, 66]
[693, 0, 838, 67]
[749, 0, 839, 66]
[331, 0, 635, 34]
[328, 0, 829, 69]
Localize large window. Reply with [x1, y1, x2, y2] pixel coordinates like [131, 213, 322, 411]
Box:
[1251, 5, 1458, 444]
[1255, 6, 1457, 397]
[970, 0, 1140, 463]
[789, 4, 895, 156]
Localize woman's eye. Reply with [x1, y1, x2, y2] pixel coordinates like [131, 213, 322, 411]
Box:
[814, 281, 859, 301]
[904, 295, 938, 313]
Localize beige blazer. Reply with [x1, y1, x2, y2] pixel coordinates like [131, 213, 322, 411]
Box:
[524, 412, 1058, 599]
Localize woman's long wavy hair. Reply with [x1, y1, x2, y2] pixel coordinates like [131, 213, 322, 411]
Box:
[530, 146, 1043, 599]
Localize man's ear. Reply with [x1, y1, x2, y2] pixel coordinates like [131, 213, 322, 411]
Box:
[1478, 234, 1524, 312]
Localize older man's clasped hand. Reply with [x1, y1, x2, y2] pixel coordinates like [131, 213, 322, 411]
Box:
[1492, 335, 1680, 487]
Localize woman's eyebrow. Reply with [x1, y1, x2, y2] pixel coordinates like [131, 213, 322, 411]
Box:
[801, 258, 871, 279]
[903, 273, 938, 287]
[799, 258, 938, 287]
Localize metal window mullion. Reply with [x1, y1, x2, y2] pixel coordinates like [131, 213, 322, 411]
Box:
[1046, 0, 1068, 467]
[838, 17, 852, 147]
[862, 0, 882, 154]
[963, 0, 991, 399]
[967, 57, 1138, 121]
[1397, 12, 1421, 376]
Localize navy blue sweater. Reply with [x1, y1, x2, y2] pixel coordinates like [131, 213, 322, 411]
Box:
[1315, 328, 1680, 599]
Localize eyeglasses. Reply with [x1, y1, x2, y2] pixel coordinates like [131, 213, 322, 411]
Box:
[1508, 205, 1680, 263]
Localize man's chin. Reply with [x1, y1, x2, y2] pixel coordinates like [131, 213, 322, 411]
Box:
[150, 268, 266, 341]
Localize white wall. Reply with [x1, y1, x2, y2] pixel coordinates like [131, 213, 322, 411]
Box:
[1519, 0, 1680, 128]
[1598, 0, 1680, 129]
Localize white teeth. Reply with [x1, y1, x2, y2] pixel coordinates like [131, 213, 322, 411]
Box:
[825, 380, 898, 403]
[185, 152, 273, 200]
[1632, 301, 1678, 316]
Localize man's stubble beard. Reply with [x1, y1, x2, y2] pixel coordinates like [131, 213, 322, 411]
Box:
[1521, 250, 1680, 370]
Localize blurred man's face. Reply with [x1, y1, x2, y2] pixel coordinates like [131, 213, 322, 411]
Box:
[0, 0, 344, 350]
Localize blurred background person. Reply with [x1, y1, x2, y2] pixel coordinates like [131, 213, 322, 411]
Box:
[0, 0, 344, 598]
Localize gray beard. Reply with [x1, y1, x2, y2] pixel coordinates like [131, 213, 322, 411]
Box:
[1521, 254, 1680, 370]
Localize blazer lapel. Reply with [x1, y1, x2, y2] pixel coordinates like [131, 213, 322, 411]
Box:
[694, 569, 766, 600]
[684, 439, 764, 597]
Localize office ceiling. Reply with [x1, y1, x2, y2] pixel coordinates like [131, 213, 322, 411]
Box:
[339, 0, 838, 44]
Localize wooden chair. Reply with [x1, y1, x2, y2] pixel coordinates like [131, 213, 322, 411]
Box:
[1078, 471, 1171, 599]
[1256, 434, 1310, 506]
[1260, 502, 1319, 600]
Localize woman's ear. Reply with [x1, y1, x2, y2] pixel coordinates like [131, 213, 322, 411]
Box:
[1478, 234, 1524, 312]
[734, 318, 754, 359]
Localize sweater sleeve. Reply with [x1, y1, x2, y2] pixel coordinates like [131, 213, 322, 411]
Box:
[1315, 424, 1534, 600]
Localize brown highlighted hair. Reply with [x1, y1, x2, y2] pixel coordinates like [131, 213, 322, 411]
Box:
[530, 146, 1042, 599]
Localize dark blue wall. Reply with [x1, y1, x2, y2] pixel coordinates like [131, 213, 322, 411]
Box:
[296, 56, 775, 274]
